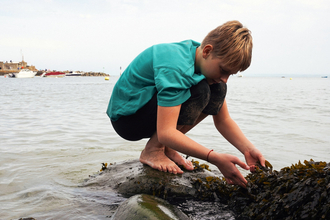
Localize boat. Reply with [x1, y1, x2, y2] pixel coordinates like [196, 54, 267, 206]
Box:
[66, 71, 82, 77]
[42, 71, 66, 78]
[9, 69, 37, 78]
[5, 73, 16, 78]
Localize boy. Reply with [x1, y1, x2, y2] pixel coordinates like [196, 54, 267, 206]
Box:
[107, 20, 265, 188]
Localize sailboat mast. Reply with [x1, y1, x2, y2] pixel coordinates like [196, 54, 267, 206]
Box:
[21, 49, 24, 61]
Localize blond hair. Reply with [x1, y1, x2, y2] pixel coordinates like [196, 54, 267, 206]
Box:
[201, 20, 253, 72]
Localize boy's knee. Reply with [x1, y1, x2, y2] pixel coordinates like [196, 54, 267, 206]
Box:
[189, 79, 211, 107]
[202, 82, 227, 115]
[178, 80, 211, 125]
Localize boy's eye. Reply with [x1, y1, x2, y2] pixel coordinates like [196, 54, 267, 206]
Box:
[220, 67, 229, 75]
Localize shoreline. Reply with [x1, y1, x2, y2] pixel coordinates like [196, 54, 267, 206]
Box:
[0, 70, 109, 77]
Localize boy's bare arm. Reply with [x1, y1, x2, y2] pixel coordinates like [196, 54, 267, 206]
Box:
[213, 100, 266, 168]
[157, 105, 250, 188]
[156, 105, 208, 158]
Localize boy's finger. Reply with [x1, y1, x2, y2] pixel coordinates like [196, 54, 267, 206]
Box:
[258, 155, 266, 167]
[235, 176, 248, 188]
[227, 175, 247, 188]
[250, 165, 256, 172]
[226, 178, 234, 185]
[235, 159, 250, 170]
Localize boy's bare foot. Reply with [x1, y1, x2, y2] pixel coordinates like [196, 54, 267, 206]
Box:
[165, 146, 194, 171]
[139, 147, 183, 174]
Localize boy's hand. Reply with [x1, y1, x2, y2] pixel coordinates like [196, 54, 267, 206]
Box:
[244, 148, 265, 172]
[209, 152, 250, 188]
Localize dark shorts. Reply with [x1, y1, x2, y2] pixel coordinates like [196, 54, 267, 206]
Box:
[111, 79, 227, 141]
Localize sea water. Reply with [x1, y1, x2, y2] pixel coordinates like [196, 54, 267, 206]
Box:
[0, 76, 329, 219]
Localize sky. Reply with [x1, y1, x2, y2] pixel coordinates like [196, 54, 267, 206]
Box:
[1, 0, 329, 76]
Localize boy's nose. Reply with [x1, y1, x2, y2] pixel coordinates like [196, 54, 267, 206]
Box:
[220, 75, 229, 83]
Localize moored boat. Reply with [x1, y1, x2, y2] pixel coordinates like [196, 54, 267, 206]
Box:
[42, 71, 66, 78]
[66, 71, 82, 77]
[10, 69, 37, 78]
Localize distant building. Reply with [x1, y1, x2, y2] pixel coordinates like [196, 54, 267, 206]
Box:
[0, 60, 36, 72]
[0, 60, 27, 70]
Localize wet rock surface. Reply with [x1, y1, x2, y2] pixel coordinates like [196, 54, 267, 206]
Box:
[84, 159, 235, 219]
[111, 194, 190, 220]
[84, 159, 221, 202]
[83, 159, 330, 220]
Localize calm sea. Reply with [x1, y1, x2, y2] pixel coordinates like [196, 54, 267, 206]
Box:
[0, 76, 329, 219]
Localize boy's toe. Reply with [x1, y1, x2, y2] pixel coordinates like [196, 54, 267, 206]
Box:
[184, 159, 194, 170]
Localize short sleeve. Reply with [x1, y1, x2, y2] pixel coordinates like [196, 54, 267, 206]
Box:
[154, 68, 191, 107]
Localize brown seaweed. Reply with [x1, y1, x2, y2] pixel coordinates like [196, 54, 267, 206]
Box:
[98, 159, 330, 220]
[191, 159, 330, 220]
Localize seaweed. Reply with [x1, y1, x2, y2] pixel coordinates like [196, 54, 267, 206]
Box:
[191, 159, 330, 220]
[98, 159, 330, 219]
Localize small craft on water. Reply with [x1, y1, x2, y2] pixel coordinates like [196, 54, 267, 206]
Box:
[66, 71, 82, 77]
[7, 69, 37, 78]
[41, 71, 66, 78]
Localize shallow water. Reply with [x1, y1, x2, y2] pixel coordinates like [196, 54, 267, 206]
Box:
[0, 76, 329, 219]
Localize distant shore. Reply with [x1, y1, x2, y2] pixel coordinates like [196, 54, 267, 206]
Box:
[0, 70, 109, 77]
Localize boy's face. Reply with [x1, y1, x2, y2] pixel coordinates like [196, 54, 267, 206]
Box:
[201, 53, 237, 85]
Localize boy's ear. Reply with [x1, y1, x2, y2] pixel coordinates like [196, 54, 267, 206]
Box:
[202, 44, 213, 59]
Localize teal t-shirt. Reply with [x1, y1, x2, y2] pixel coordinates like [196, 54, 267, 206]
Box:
[107, 40, 205, 121]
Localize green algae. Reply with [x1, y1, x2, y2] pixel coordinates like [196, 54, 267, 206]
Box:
[111, 194, 190, 220]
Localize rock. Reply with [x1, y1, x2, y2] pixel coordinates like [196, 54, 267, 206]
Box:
[84, 159, 330, 220]
[111, 194, 190, 220]
[84, 159, 221, 202]
[188, 159, 330, 220]
[81, 72, 109, 77]
[226, 160, 330, 220]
